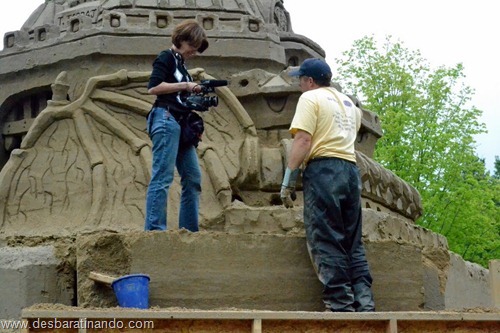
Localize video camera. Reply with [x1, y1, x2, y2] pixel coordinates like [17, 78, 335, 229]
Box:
[183, 80, 228, 112]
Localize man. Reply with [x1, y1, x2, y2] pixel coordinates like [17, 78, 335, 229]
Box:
[281, 58, 375, 312]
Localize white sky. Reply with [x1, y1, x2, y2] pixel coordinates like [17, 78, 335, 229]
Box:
[0, 0, 498, 172]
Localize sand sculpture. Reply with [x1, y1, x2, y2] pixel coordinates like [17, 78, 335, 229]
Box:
[0, 0, 420, 236]
[0, 0, 493, 318]
[0, 66, 422, 236]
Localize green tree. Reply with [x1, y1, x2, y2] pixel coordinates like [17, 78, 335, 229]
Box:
[334, 35, 499, 267]
[494, 156, 500, 179]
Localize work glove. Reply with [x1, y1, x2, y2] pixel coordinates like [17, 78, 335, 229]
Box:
[281, 167, 299, 208]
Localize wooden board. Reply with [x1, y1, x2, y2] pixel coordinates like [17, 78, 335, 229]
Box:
[89, 271, 116, 286]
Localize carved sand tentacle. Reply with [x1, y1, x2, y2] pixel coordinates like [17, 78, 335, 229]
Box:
[215, 85, 257, 135]
[236, 136, 260, 188]
[78, 69, 130, 101]
[86, 163, 107, 227]
[21, 108, 74, 149]
[191, 69, 257, 136]
[201, 148, 232, 208]
[22, 70, 137, 149]
[73, 109, 104, 168]
[73, 109, 106, 226]
[90, 89, 152, 117]
[126, 71, 152, 84]
[0, 150, 24, 227]
[82, 101, 149, 154]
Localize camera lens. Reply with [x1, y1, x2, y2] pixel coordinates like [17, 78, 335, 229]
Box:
[209, 96, 218, 107]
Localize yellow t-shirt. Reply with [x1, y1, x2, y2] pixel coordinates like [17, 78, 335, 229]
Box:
[290, 87, 362, 164]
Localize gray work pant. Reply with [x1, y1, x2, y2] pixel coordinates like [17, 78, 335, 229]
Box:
[303, 157, 375, 312]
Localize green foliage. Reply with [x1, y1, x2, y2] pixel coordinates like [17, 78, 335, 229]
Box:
[335, 35, 499, 267]
[494, 156, 500, 179]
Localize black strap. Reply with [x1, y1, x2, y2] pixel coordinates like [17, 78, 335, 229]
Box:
[153, 101, 187, 121]
[307, 156, 356, 166]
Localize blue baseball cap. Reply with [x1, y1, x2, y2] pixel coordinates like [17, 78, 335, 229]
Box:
[289, 58, 332, 80]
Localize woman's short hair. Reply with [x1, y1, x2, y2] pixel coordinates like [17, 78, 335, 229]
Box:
[172, 19, 209, 53]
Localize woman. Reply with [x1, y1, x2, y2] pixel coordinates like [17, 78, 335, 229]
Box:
[144, 19, 209, 232]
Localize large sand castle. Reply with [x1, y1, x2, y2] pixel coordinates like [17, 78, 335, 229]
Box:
[0, 1, 497, 331]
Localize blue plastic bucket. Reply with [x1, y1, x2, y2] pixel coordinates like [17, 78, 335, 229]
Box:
[111, 274, 150, 309]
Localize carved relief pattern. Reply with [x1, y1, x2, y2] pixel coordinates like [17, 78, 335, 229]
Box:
[356, 151, 422, 220]
[201, 104, 246, 181]
[0, 69, 422, 236]
[86, 115, 149, 226]
[2, 119, 93, 234]
[0, 71, 153, 235]
[273, 3, 288, 32]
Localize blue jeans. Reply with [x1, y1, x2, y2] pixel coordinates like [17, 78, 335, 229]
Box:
[303, 157, 375, 312]
[144, 106, 201, 232]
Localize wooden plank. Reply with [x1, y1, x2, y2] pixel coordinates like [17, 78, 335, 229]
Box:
[490, 260, 500, 309]
[252, 318, 262, 333]
[386, 318, 398, 333]
[20, 309, 500, 333]
[2, 118, 35, 135]
[88, 272, 116, 286]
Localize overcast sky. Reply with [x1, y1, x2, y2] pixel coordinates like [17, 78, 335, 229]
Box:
[1, 1, 498, 172]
